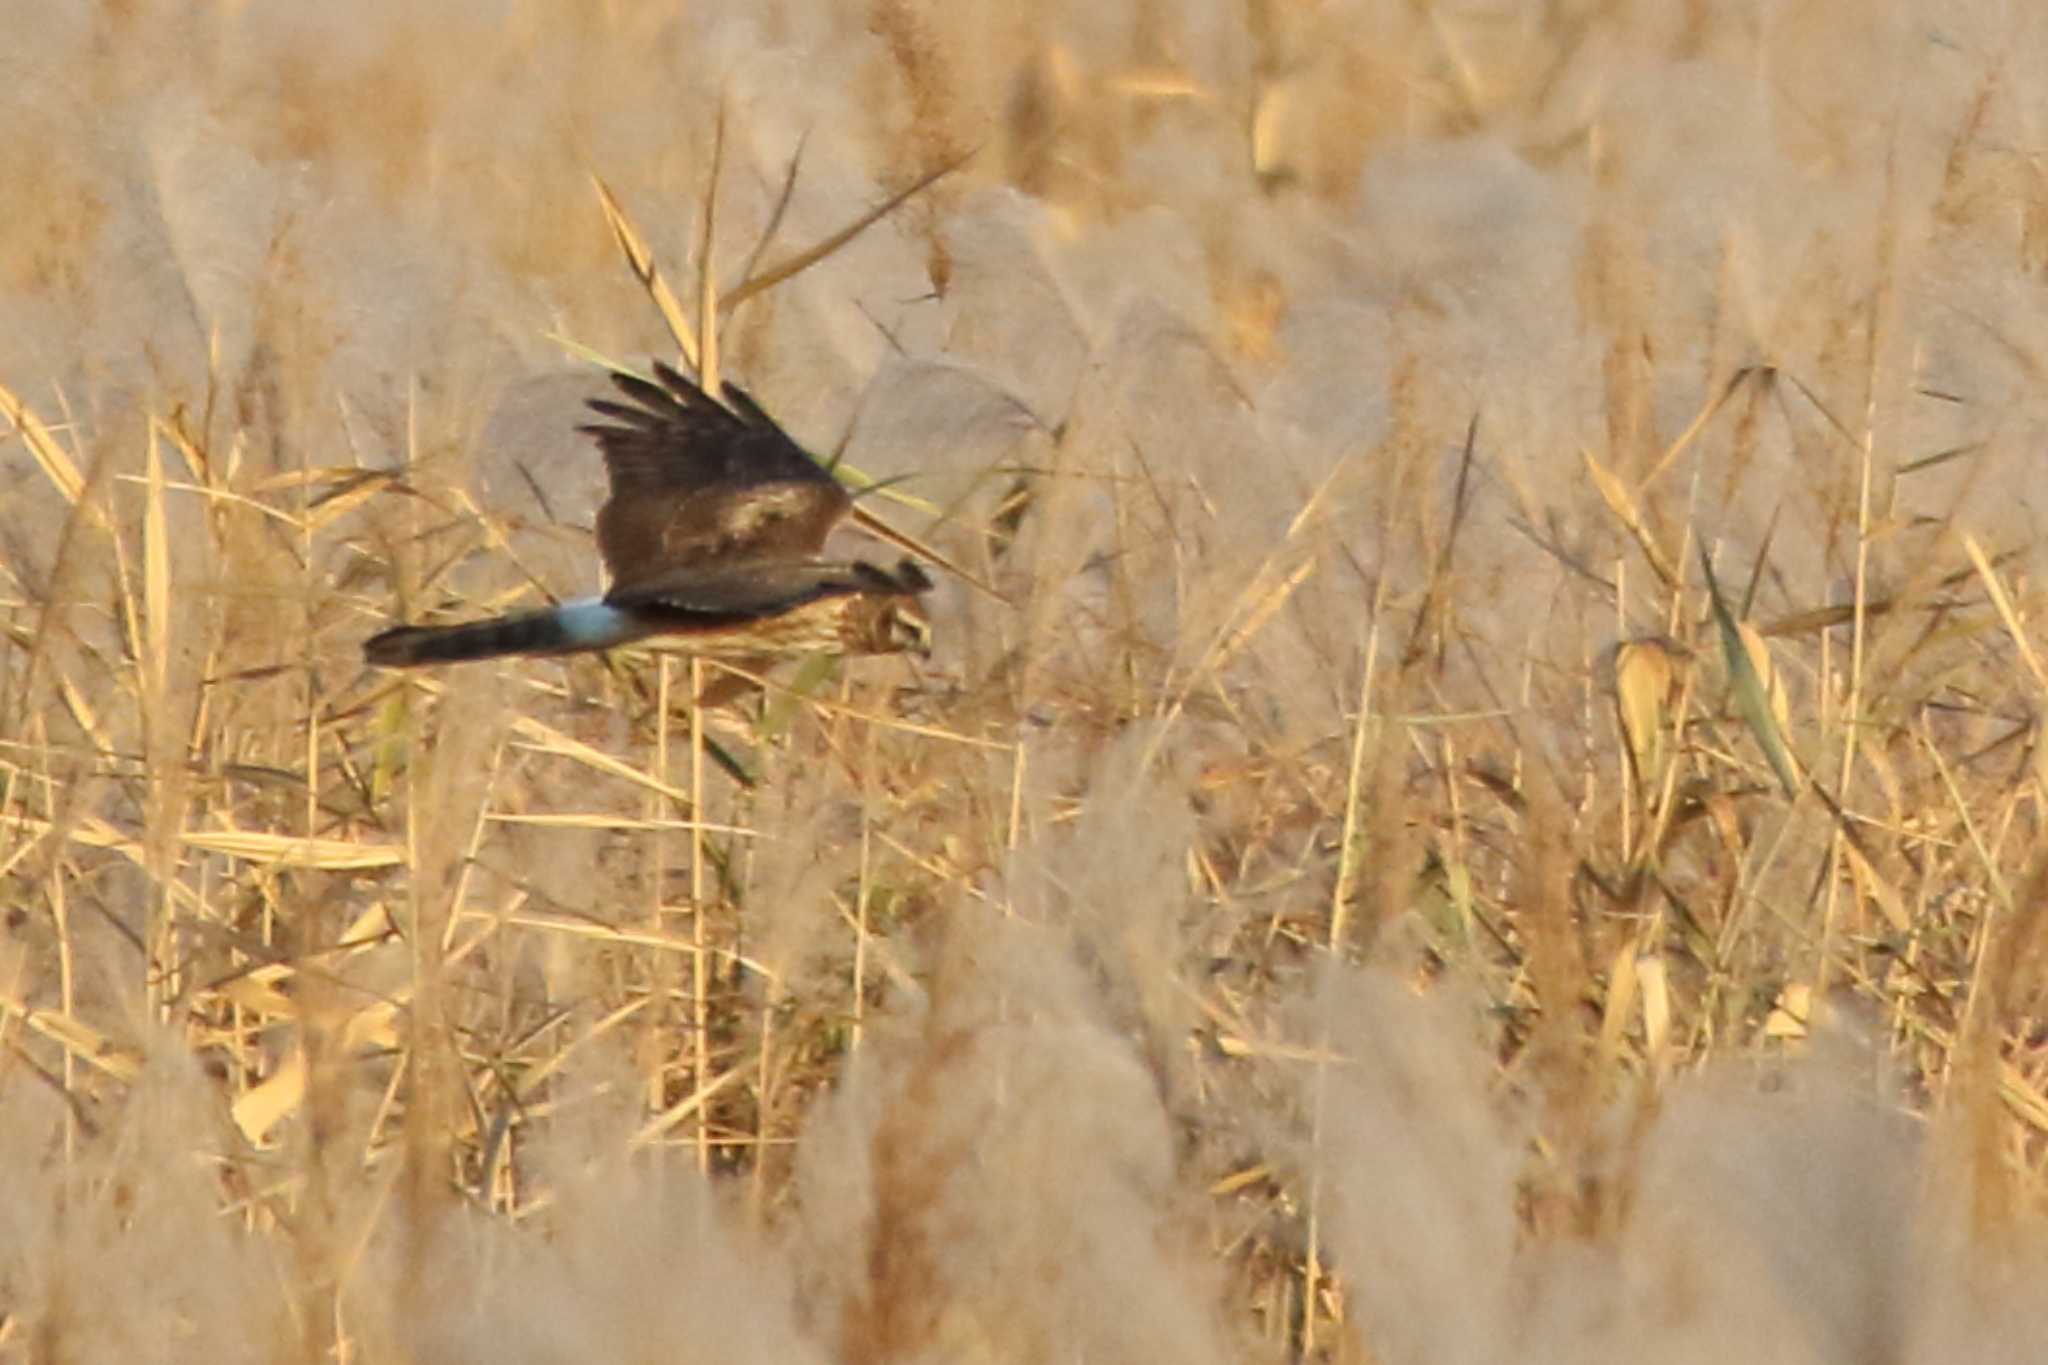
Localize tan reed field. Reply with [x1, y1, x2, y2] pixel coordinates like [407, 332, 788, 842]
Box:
[2, 2, 2047, 1360]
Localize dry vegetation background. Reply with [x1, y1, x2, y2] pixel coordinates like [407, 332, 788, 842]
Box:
[5, 0, 2048, 1360]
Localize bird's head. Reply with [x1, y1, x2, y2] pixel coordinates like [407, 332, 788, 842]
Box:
[849, 559, 934, 657]
[881, 597, 933, 656]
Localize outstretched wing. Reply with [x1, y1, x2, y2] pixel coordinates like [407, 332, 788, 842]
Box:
[579, 360, 851, 592]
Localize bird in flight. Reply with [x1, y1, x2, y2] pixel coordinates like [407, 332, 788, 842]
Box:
[364, 361, 933, 669]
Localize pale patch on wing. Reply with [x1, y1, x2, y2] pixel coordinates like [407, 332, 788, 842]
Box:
[598, 474, 851, 585]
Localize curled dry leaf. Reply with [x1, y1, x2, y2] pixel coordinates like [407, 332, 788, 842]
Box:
[1614, 637, 1681, 788]
[1582, 447, 1677, 587]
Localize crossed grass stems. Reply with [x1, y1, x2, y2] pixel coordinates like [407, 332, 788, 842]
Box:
[2, 96, 2048, 1357]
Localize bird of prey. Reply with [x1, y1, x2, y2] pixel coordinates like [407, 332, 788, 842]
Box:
[364, 361, 932, 669]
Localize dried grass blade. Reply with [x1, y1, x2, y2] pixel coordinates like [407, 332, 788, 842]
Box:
[15, 812, 140, 858]
[143, 420, 170, 702]
[1765, 983, 1811, 1039]
[1144, 547, 1319, 773]
[508, 714, 695, 807]
[485, 812, 751, 836]
[0, 990, 142, 1082]
[1773, 366, 1859, 448]
[724, 153, 968, 313]
[1583, 447, 1677, 588]
[847, 503, 1005, 603]
[1961, 531, 2048, 694]
[1328, 621, 1380, 951]
[1108, 68, 1210, 99]
[1250, 81, 1294, 182]
[214, 967, 298, 1020]
[630, 1062, 748, 1149]
[2000, 1060, 2048, 1134]
[697, 98, 727, 396]
[231, 1048, 305, 1143]
[231, 1001, 402, 1143]
[1146, 456, 1353, 771]
[1213, 556, 1316, 671]
[1759, 600, 1896, 637]
[1839, 833, 1912, 934]
[490, 908, 766, 967]
[303, 471, 400, 533]
[116, 473, 308, 531]
[1897, 441, 1986, 476]
[1644, 366, 1762, 488]
[592, 173, 699, 369]
[183, 829, 407, 869]
[1638, 953, 1671, 1060]
[0, 380, 84, 504]
[736, 130, 808, 290]
[1918, 720, 2015, 916]
[840, 466, 944, 518]
[54, 667, 116, 759]
[1596, 937, 1639, 1065]
[160, 411, 212, 486]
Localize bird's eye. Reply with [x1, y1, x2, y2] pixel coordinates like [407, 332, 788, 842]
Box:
[894, 610, 932, 655]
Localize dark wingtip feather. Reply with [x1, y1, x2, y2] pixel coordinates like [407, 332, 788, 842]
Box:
[851, 558, 934, 594]
[582, 397, 668, 430]
[583, 357, 838, 504]
[585, 360, 758, 434]
[650, 359, 716, 409]
[607, 370, 693, 418]
[718, 381, 776, 431]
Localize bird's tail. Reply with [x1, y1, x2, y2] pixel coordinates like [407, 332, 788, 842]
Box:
[364, 601, 630, 668]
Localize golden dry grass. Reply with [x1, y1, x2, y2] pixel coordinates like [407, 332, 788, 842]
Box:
[4, 2, 2048, 1361]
